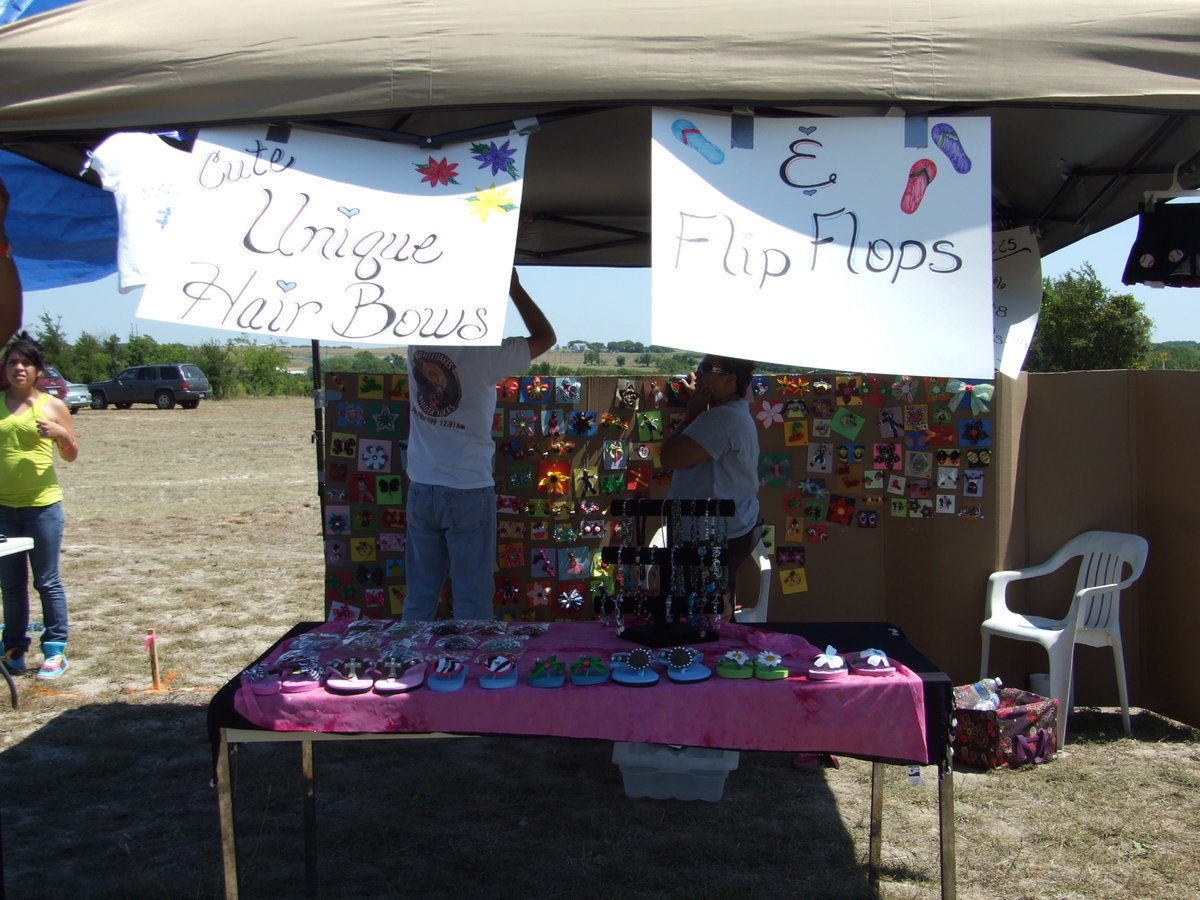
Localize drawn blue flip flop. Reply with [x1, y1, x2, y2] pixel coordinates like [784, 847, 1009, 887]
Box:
[931, 123, 972, 174]
[671, 119, 725, 165]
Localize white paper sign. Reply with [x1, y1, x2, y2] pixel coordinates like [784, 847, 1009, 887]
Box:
[138, 126, 528, 344]
[651, 110, 994, 377]
[991, 227, 1043, 377]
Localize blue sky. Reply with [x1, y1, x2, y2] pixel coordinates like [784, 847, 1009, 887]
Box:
[24, 216, 1199, 350]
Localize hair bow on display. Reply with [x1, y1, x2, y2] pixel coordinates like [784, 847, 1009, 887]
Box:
[537, 468, 568, 495]
[947, 379, 994, 415]
[513, 410, 537, 436]
[497, 378, 520, 400]
[892, 375, 919, 403]
[560, 378, 581, 400]
[571, 411, 597, 434]
[534, 549, 556, 576]
[776, 375, 808, 395]
[761, 459, 786, 483]
[526, 376, 549, 400]
[812, 646, 844, 670]
[756, 400, 784, 428]
[924, 377, 953, 403]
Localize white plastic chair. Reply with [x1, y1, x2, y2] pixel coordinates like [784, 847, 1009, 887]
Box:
[979, 531, 1148, 747]
[732, 538, 771, 623]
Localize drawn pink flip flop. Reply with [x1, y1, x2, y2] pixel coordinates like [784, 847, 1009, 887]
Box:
[900, 159, 937, 215]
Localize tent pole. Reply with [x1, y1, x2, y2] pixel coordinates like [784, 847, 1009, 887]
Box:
[311, 340, 325, 528]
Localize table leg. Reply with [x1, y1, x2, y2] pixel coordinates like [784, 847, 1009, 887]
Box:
[868, 761, 883, 896]
[216, 730, 239, 900]
[302, 740, 317, 899]
[938, 762, 957, 900]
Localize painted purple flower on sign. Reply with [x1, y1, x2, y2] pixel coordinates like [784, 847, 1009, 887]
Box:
[471, 140, 519, 178]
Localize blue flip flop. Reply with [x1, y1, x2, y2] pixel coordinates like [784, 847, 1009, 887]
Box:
[569, 656, 610, 686]
[610, 648, 660, 686]
[427, 657, 468, 692]
[479, 654, 519, 689]
[527, 655, 566, 688]
[663, 647, 711, 684]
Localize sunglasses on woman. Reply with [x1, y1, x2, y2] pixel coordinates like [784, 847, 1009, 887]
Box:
[696, 361, 730, 375]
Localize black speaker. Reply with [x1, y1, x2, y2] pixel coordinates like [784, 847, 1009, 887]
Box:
[1122, 202, 1200, 288]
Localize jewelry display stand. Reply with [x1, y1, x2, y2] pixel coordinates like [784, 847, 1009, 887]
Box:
[599, 499, 734, 648]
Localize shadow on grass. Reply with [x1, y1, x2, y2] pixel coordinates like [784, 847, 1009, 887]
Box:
[1067, 707, 1200, 745]
[0, 701, 882, 899]
[227, 736, 875, 899]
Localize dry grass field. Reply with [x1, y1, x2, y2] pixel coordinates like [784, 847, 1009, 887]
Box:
[1, 397, 1198, 899]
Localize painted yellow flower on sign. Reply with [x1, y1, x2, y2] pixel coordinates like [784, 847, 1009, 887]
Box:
[467, 183, 517, 222]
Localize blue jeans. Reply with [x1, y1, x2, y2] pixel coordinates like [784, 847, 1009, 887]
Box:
[0, 502, 69, 651]
[404, 482, 496, 621]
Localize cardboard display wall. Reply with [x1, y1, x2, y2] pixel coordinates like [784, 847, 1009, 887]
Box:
[1001, 371, 1199, 730]
[321, 371, 995, 636]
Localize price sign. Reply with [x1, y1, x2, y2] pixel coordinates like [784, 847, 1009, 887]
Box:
[992, 227, 1043, 377]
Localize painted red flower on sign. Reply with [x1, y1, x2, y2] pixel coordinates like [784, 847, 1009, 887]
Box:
[415, 156, 460, 188]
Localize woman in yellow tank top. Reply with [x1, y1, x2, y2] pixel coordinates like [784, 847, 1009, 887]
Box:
[1, 334, 78, 679]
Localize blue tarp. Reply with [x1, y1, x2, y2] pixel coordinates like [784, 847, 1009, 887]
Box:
[0, 151, 118, 290]
[1, 0, 115, 289]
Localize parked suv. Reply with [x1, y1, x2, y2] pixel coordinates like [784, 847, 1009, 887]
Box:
[89, 364, 212, 410]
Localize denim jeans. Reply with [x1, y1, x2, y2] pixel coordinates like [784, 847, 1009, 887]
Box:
[0, 502, 69, 651]
[403, 482, 497, 621]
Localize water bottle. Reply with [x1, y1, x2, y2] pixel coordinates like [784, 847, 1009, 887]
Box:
[968, 676, 1003, 710]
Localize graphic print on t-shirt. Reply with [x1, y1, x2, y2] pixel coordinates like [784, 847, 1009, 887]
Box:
[412, 350, 463, 417]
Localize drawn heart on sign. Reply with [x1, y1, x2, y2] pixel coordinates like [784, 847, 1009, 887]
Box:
[276, 280, 297, 292]
[803, 189, 818, 196]
[797, 126, 817, 135]
[337, 206, 360, 218]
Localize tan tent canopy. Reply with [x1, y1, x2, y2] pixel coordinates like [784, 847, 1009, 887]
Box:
[2, 0, 1199, 263]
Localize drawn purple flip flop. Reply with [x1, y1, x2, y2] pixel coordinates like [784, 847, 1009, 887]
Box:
[900, 159, 937, 215]
[931, 123, 972, 174]
[671, 119, 725, 165]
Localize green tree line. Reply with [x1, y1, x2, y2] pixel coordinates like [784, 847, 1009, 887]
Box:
[27, 263, 1197, 394]
[33, 313, 311, 399]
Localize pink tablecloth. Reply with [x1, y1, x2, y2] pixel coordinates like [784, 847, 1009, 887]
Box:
[232, 620, 928, 761]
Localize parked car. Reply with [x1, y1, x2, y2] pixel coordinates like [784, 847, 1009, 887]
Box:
[89, 364, 212, 410]
[39, 364, 71, 401]
[64, 382, 92, 414]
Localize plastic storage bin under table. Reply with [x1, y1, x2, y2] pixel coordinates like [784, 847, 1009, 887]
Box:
[612, 741, 741, 801]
